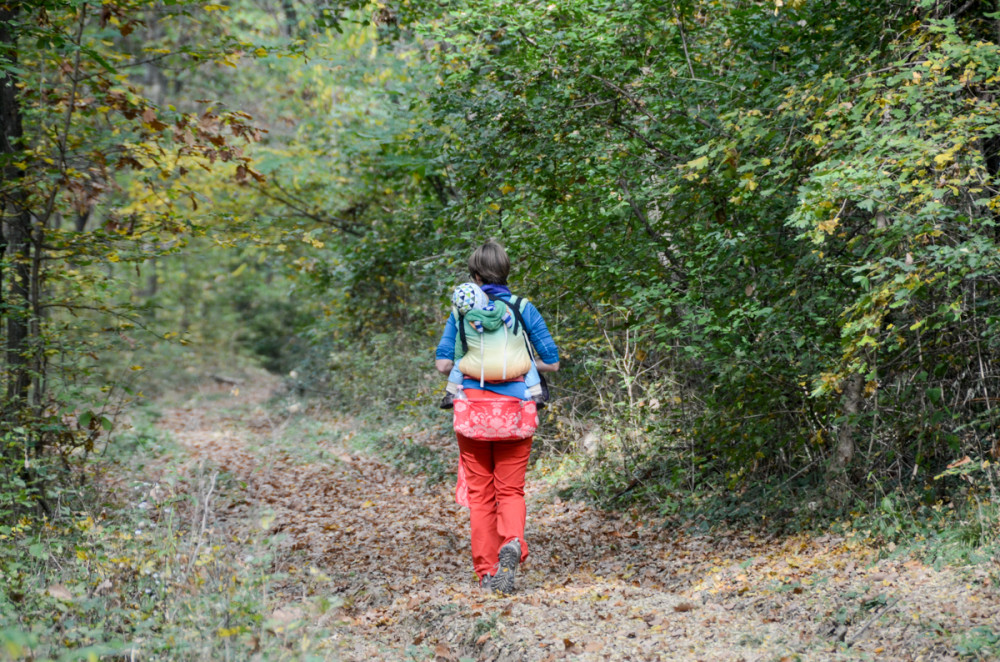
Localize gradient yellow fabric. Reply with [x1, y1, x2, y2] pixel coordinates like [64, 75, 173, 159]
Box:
[457, 301, 533, 383]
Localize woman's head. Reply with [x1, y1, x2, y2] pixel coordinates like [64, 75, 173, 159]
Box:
[468, 240, 510, 285]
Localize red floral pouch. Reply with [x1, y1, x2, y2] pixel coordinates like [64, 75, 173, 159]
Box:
[453, 394, 537, 441]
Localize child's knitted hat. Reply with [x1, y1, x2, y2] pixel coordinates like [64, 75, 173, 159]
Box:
[452, 282, 489, 316]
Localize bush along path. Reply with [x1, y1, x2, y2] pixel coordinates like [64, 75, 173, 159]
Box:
[150, 375, 1000, 661]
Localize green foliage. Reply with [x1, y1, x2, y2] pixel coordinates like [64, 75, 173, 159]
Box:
[0, 0, 277, 530]
[7, 0, 1000, 596]
[954, 626, 1000, 660]
[146, 0, 1000, 534]
[344, 0, 1000, 491]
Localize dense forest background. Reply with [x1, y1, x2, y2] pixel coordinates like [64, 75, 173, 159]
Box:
[3, 0, 1000, 655]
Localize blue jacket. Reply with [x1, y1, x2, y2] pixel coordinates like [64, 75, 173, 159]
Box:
[436, 292, 560, 398]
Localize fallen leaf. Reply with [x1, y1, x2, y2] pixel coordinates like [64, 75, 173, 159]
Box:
[47, 584, 73, 602]
[947, 456, 972, 469]
[674, 602, 698, 612]
[268, 605, 305, 630]
[434, 642, 456, 661]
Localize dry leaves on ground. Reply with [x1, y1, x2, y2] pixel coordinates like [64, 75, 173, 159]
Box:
[152, 378, 1000, 661]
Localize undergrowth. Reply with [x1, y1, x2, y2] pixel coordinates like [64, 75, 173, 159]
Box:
[0, 400, 346, 661]
[550, 429, 1000, 572]
[350, 407, 455, 487]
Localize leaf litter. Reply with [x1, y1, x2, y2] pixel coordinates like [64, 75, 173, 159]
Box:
[150, 375, 1000, 661]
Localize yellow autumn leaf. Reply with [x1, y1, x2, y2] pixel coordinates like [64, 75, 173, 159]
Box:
[684, 155, 709, 170]
[934, 143, 963, 167]
[817, 217, 839, 234]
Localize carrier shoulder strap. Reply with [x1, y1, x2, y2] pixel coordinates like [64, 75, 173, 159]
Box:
[457, 311, 468, 355]
[488, 294, 534, 358]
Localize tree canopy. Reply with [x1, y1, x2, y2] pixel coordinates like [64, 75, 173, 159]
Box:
[3, 0, 1000, 504]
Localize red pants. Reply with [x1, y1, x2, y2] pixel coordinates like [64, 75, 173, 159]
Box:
[457, 429, 532, 579]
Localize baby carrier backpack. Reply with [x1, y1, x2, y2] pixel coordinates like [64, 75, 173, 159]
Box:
[456, 295, 533, 386]
[452, 293, 546, 450]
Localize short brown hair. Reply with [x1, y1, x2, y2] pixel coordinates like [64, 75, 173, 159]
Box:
[468, 240, 510, 285]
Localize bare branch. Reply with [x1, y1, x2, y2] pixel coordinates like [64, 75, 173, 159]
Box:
[251, 179, 365, 237]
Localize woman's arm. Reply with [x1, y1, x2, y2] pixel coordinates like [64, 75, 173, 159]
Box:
[520, 301, 560, 366]
[435, 313, 458, 374]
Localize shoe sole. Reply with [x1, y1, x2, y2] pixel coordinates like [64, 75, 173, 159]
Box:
[492, 541, 520, 594]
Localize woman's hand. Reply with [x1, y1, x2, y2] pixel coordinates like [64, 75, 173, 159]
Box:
[535, 360, 560, 373]
[436, 359, 454, 375]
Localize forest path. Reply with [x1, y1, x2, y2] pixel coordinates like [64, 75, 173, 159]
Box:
[155, 374, 997, 661]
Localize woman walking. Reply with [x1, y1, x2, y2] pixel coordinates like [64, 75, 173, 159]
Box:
[435, 240, 560, 593]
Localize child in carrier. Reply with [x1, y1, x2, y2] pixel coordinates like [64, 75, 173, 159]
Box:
[440, 282, 545, 409]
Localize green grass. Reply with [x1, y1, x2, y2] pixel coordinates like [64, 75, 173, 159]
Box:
[954, 626, 1000, 660]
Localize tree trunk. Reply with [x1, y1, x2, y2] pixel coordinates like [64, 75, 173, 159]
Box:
[144, 8, 167, 105]
[282, 0, 300, 38]
[831, 372, 864, 474]
[5, 215, 32, 407]
[180, 256, 191, 332]
[0, 1, 33, 410]
[146, 258, 158, 298]
[29, 213, 44, 409]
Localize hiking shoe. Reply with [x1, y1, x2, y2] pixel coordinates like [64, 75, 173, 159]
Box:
[439, 392, 455, 409]
[492, 539, 521, 595]
[479, 572, 493, 592]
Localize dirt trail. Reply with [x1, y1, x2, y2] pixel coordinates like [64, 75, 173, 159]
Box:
[157, 377, 1000, 661]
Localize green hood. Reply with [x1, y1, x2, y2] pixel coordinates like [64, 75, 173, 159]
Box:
[464, 300, 509, 332]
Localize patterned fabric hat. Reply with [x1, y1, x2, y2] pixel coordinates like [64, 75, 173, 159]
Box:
[452, 282, 489, 316]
